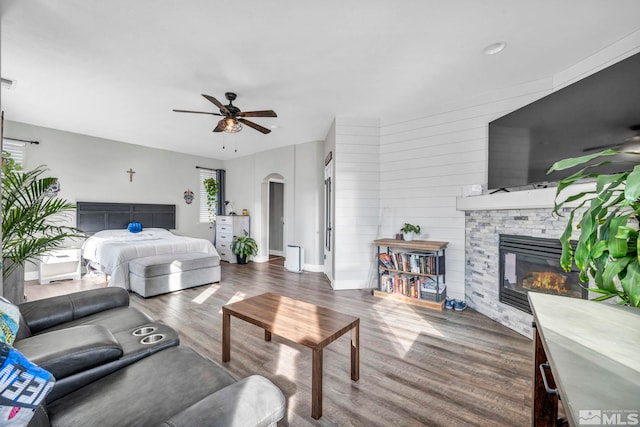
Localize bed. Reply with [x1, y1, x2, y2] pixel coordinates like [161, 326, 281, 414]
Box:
[82, 228, 219, 290]
[77, 202, 218, 291]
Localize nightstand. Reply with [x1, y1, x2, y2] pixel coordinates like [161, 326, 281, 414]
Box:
[39, 247, 82, 284]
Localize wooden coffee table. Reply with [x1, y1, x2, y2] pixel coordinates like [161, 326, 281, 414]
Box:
[222, 292, 360, 419]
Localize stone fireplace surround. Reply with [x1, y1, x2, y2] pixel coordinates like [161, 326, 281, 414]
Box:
[457, 185, 590, 337]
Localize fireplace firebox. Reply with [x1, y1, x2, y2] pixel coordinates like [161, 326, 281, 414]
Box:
[499, 234, 586, 313]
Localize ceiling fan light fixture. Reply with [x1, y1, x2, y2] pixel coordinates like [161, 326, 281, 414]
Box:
[223, 118, 242, 133]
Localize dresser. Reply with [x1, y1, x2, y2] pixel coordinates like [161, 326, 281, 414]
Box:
[215, 215, 250, 263]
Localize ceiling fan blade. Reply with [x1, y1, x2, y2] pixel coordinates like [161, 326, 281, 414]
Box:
[173, 109, 223, 116]
[237, 110, 277, 118]
[238, 118, 271, 134]
[202, 94, 230, 115]
[213, 119, 226, 132]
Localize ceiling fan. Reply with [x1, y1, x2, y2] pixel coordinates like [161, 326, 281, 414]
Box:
[582, 124, 640, 152]
[173, 92, 277, 134]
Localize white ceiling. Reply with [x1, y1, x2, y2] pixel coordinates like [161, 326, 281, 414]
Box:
[2, 1, 640, 160]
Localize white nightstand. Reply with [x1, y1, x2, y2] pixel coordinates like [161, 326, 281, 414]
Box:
[39, 247, 82, 284]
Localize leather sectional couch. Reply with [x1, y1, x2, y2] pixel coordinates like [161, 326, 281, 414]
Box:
[14, 288, 286, 426]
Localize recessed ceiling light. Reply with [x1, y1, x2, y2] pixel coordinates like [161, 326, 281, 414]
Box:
[483, 42, 506, 55]
[1, 77, 17, 90]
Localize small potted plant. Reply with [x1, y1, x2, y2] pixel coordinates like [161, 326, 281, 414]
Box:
[231, 230, 258, 264]
[400, 223, 421, 241]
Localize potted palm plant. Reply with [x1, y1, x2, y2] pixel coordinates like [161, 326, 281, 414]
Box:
[2, 159, 83, 303]
[547, 148, 640, 307]
[231, 230, 258, 264]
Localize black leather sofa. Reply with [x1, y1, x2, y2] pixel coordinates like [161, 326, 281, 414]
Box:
[15, 288, 286, 426]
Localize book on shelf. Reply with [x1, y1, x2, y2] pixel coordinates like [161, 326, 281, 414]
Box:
[379, 273, 435, 299]
[378, 253, 393, 269]
[387, 251, 446, 275]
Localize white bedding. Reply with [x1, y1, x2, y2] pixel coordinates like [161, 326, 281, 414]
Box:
[82, 228, 218, 289]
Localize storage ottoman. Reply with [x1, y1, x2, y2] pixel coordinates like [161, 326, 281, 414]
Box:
[129, 252, 221, 297]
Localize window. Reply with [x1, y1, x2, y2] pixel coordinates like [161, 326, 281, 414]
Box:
[2, 139, 26, 170]
[199, 168, 217, 223]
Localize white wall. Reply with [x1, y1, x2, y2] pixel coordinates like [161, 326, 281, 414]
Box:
[5, 121, 223, 276]
[379, 79, 555, 301]
[7, 121, 223, 237]
[331, 117, 380, 290]
[223, 141, 324, 269]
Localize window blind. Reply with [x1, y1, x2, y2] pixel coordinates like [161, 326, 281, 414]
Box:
[2, 139, 26, 169]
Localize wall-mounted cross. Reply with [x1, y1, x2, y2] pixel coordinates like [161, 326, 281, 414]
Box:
[126, 168, 136, 182]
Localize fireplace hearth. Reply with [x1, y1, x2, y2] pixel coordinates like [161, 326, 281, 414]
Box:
[499, 234, 586, 313]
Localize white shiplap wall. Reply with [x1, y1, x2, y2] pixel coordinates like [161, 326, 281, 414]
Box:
[332, 117, 380, 290]
[379, 79, 554, 300]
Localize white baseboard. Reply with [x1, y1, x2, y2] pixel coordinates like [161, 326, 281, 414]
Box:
[303, 264, 323, 273]
[330, 279, 375, 290]
[25, 271, 39, 281]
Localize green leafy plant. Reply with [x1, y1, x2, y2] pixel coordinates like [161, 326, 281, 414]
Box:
[2, 162, 83, 280]
[400, 223, 421, 234]
[231, 230, 258, 264]
[203, 177, 219, 223]
[548, 148, 640, 307]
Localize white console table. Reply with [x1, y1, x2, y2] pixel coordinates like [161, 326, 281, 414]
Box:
[39, 247, 82, 284]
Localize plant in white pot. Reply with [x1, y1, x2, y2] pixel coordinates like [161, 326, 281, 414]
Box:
[2, 160, 83, 303]
[400, 223, 421, 241]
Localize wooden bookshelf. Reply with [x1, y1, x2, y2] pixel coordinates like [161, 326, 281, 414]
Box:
[373, 239, 448, 311]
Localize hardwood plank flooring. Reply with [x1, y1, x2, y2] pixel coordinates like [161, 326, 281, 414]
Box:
[25, 261, 533, 426]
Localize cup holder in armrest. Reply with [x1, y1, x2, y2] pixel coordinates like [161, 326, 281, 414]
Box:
[132, 326, 156, 336]
[140, 334, 165, 345]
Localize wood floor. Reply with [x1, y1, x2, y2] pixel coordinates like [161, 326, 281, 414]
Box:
[25, 261, 533, 426]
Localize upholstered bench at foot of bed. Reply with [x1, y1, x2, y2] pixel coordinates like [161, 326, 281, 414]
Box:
[129, 252, 221, 298]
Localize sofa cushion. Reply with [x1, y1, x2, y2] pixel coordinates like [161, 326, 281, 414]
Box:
[129, 253, 219, 278]
[18, 288, 130, 335]
[35, 307, 152, 336]
[14, 325, 123, 381]
[47, 346, 237, 426]
[159, 375, 286, 427]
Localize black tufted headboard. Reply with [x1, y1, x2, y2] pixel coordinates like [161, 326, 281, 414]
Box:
[76, 202, 176, 233]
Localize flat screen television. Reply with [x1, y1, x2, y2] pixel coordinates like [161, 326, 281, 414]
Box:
[488, 52, 640, 191]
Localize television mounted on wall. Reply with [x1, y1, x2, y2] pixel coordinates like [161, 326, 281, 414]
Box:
[488, 52, 640, 191]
